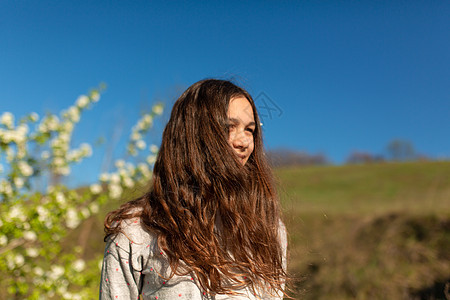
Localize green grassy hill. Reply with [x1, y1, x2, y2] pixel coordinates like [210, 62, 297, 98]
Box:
[276, 161, 450, 299]
[69, 161, 450, 299]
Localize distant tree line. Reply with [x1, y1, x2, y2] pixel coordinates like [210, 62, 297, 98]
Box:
[266, 148, 328, 167]
[347, 139, 430, 164]
[268, 139, 432, 167]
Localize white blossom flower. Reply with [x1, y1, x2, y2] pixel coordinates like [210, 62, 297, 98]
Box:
[0, 235, 7, 246]
[15, 135, 26, 145]
[64, 292, 82, 300]
[9, 205, 24, 220]
[49, 265, 65, 280]
[11, 128, 27, 144]
[119, 169, 127, 178]
[56, 192, 66, 206]
[23, 231, 37, 242]
[58, 166, 71, 176]
[62, 121, 74, 132]
[59, 132, 70, 142]
[126, 162, 135, 173]
[68, 106, 80, 123]
[131, 131, 142, 141]
[38, 122, 48, 133]
[152, 103, 164, 115]
[81, 207, 90, 218]
[143, 114, 153, 125]
[0, 129, 6, 142]
[89, 202, 99, 214]
[109, 184, 123, 199]
[57, 285, 68, 295]
[115, 159, 125, 169]
[50, 137, 60, 148]
[127, 145, 137, 156]
[146, 155, 157, 165]
[90, 183, 102, 194]
[6, 148, 15, 162]
[73, 259, 85, 272]
[41, 151, 50, 160]
[30, 112, 39, 122]
[66, 209, 80, 229]
[34, 267, 44, 276]
[0, 112, 14, 128]
[138, 163, 151, 178]
[66, 150, 77, 162]
[26, 248, 39, 258]
[91, 90, 100, 102]
[136, 140, 146, 150]
[23, 222, 30, 230]
[110, 174, 120, 184]
[45, 219, 53, 228]
[47, 115, 60, 131]
[53, 157, 65, 167]
[135, 121, 144, 131]
[37, 206, 49, 222]
[14, 177, 24, 188]
[14, 254, 25, 267]
[71, 293, 83, 300]
[18, 161, 33, 177]
[6, 255, 14, 270]
[80, 143, 92, 157]
[17, 123, 29, 136]
[76, 95, 90, 108]
[0, 179, 13, 196]
[123, 177, 134, 188]
[3, 130, 14, 143]
[150, 144, 159, 153]
[99, 173, 110, 182]
[16, 143, 27, 159]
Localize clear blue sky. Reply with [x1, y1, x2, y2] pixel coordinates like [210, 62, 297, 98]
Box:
[1, 1, 449, 186]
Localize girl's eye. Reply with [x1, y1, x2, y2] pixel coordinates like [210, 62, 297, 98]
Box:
[246, 128, 255, 134]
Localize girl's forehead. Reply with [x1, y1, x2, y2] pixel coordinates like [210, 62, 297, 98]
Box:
[228, 96, 254, 122]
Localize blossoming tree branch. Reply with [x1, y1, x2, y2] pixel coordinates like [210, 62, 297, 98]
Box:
[0, 85, 164, 299]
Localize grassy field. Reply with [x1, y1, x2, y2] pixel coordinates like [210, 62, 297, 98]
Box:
[276, 161, 450, 299]
[65, 161, 450, 299]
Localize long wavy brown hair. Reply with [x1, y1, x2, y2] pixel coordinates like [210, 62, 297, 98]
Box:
[105, 79, 288, 297]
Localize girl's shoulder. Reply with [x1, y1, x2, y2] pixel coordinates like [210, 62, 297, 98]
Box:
[278, 219, 288, 251]
[107, 213, 159, 256]
[278, 220, 287, 240]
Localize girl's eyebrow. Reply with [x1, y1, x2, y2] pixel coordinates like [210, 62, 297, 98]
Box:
[227, 118, 256, 127]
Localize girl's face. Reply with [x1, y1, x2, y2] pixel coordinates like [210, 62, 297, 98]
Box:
[227, 96, 255, 165]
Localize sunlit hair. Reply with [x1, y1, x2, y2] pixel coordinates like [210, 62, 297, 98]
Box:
[105, 79, 287, 297]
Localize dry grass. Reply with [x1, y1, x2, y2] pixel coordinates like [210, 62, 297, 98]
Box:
[277, 161, 450, 299]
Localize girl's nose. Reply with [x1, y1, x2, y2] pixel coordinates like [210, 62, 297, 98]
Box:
[231, 130, 250, 149]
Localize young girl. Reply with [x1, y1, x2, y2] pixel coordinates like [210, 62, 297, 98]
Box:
[100, 79, 288, 299]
